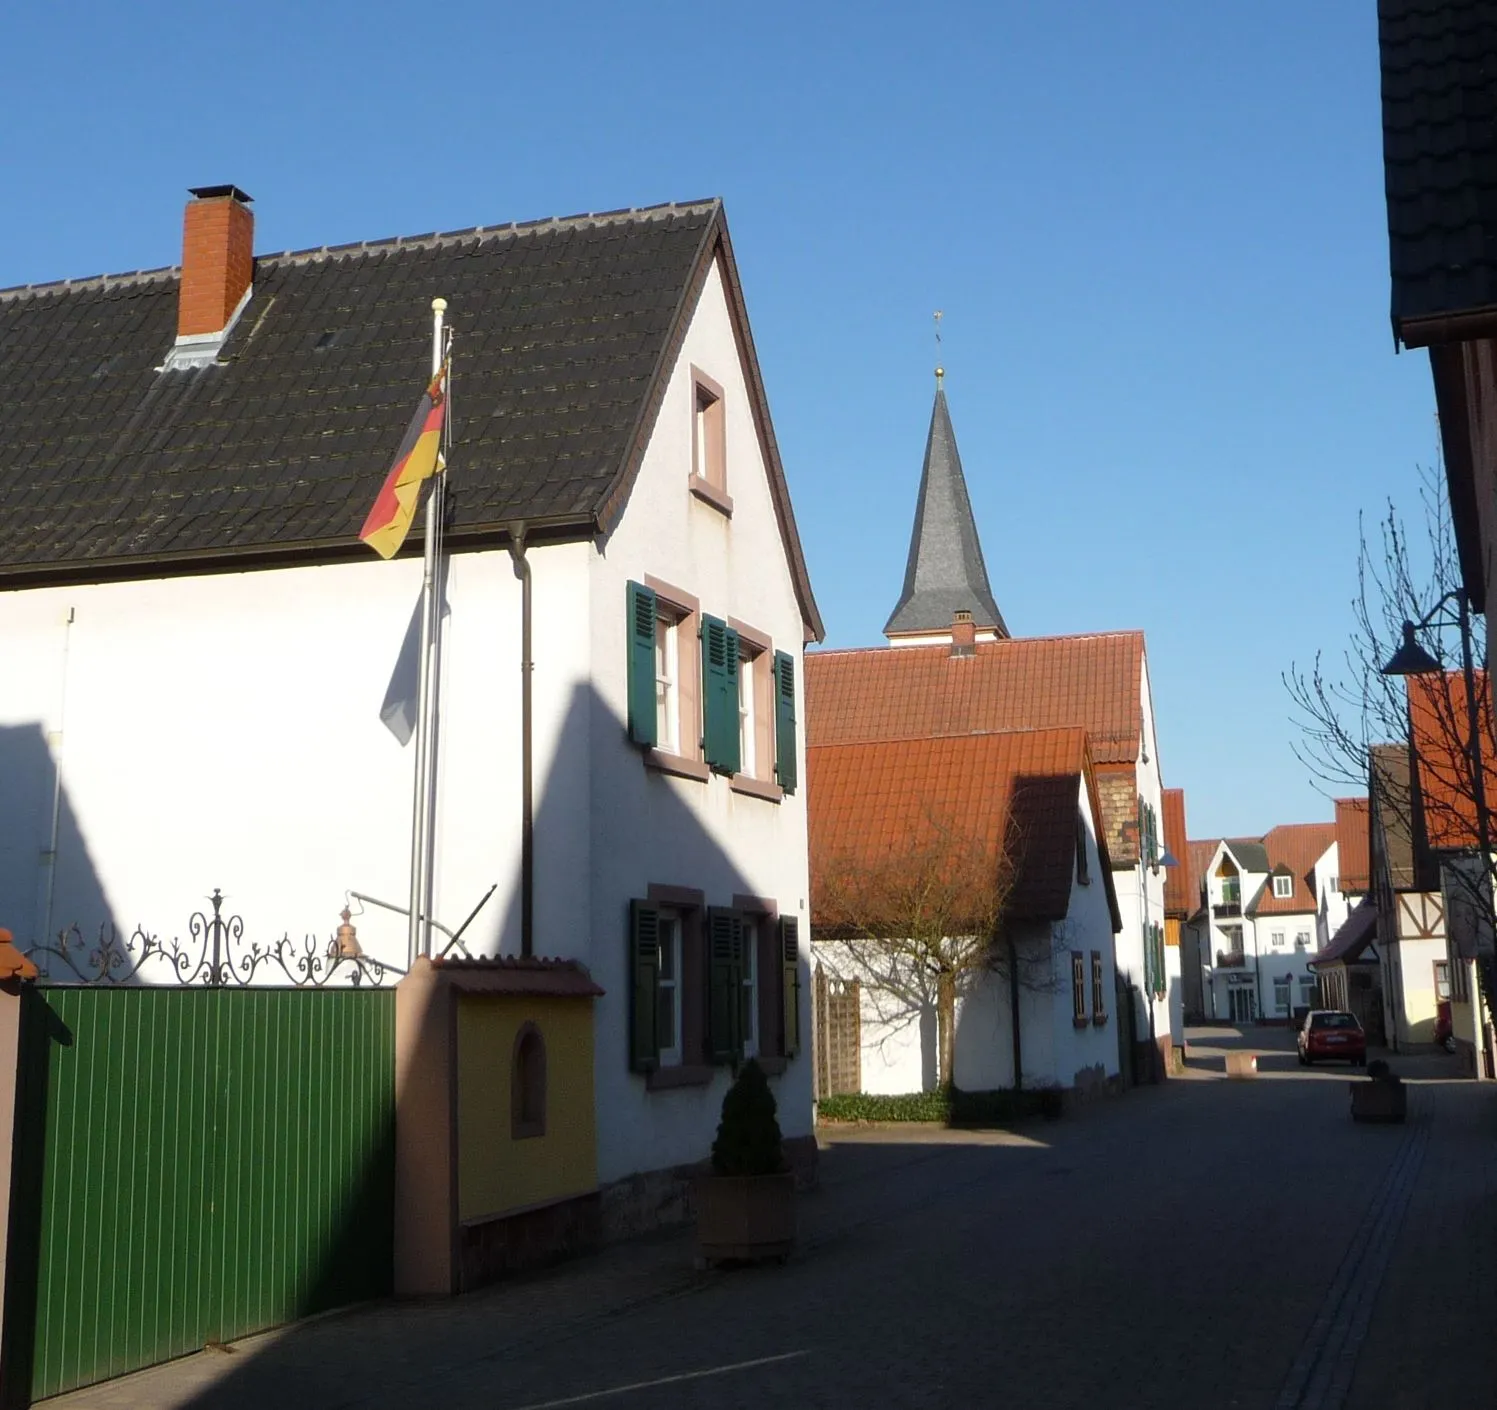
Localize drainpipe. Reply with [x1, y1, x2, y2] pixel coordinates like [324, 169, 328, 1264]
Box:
[508, 523, 534, 958]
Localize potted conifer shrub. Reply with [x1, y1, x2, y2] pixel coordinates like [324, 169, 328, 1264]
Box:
[1350, 1058, 1407, 1123]
[693, 1059, 796, 1266]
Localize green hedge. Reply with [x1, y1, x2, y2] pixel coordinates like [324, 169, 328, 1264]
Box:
[816, 1086, 1063, 1126]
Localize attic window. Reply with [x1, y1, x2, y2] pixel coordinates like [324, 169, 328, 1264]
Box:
[313, 330, 341, 351]
[1273, 874, 1293, 899]
[689, 366, 732, 515]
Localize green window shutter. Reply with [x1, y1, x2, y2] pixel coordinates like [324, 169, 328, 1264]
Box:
[779, 916, 801, 1058]
[626, 582, 658, 747]
[628, 900, 661, 1072]
[773, 650, 798, 794]
[701, 616, 741, 773]
[706, 907, 742, 1063]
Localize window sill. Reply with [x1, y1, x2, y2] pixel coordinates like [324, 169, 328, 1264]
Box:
[645, 749, 710, 783]
[1092, 1014, 1108, 1028]
[730, 773, 784, 803]
[646, 1064, 715, 1091]
[1073, 1016, 1090, 1029]
[689, 478, 734, 517]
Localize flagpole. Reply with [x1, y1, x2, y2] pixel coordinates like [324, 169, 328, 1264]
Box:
[406, 296, 447, 968]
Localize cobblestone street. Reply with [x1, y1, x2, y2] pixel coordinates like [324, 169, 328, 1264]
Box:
[43, 1026, 1497, 1410]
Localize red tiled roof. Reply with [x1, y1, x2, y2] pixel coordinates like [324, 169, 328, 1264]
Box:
[430, 954, 604, 997]
[809, 727, 1100, 927]
[1248, 823, 1337, 916]
[1334, 797, 1370, 894]
[805, 633, 1145, 764]
[1162, 788, 1190, 916]
[1408, 670, 1497, 852]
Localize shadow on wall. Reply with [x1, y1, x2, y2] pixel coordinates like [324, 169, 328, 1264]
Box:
[0, 723, 117, 956]
[0, 680, 804, 1406]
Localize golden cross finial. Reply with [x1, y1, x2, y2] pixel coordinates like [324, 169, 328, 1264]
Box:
[933, 311, 944, 388]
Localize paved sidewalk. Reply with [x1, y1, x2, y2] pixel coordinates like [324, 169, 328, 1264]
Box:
[38, 1031, 1497, 1410]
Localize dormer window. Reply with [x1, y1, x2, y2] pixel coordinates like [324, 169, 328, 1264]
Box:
[689, 367, 732, 515]
[1273, 874, 1293, 899]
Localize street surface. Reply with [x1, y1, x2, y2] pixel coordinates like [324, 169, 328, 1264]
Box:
[43, 1026, 1495, 1410]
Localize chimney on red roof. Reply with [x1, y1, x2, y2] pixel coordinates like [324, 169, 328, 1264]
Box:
[177, 185, 254, 340]
[950, 609, 976, 658]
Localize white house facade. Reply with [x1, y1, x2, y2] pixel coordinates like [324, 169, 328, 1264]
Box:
[0, 189, 823, 1208]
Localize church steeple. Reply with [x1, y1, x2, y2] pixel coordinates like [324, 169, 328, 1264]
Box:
[883, 372, 1008, 643]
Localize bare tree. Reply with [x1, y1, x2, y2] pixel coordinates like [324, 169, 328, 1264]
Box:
[812, 804, 1050, 1089]
[1284, 463, 1495, 1004]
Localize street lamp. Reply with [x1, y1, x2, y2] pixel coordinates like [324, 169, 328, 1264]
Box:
[1382, 589, 1491, 1067]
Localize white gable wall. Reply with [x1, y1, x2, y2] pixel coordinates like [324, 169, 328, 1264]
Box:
[585, 256, 813, 1182]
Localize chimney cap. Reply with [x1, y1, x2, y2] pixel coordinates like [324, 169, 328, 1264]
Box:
[952, 609, 973, 624]
[188, 184, 253, 204]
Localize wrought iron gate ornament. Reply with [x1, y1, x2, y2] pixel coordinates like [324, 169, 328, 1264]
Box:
[28, 889, 393, 988]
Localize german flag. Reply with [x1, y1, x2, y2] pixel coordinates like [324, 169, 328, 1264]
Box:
[359, 363, 448, 559]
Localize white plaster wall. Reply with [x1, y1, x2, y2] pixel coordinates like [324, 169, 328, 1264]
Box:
[1117, 650, 1169, 1045]
[1250, 911, 1319, 1019]
[586, 256, 814, 1183]
[0, 547, 589, 973]
[1388, 935, 1446, 1045]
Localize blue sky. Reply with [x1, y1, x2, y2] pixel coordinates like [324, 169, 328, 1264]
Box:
[0, 1, 1432, 839]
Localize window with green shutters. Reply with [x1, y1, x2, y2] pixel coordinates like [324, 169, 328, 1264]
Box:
[701, 616, 741, 773]
[628, 900, 661, 1072]
[773, 650, 797, 794]
[626, 581, 658, 748]
[780, 916, 801, 1057]
[706, 907, 744, 1063]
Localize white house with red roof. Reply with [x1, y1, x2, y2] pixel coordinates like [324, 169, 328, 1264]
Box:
[1200, 824, 1337, 1023]
[806, 375, 1175, 1093]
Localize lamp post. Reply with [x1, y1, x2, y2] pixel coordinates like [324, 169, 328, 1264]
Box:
[1382, 588, 1491, 1071]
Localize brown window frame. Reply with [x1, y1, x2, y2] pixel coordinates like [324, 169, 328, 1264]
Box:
[511, 1022, 547, 1140]
[735, 894, 791, 1073]
[1434, 958, 1451, 1001]
[1071, 951, 1087, 1027]
[643, 575, 706, 781]
[1091, 951, 1106, 1024]
[689, 367, 733, 515]
[727, 616, 783, 800]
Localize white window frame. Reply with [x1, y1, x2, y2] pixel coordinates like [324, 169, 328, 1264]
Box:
[1273, 875, 1293, 899]
[654, 614, 679, 755]
[656, 914, 683, 1068]
[1271, 930, 1285, 948]
[1273, 979, 1292, 1013]
[740, 917, 759, 1059]
[1294, 931, 1311, 951]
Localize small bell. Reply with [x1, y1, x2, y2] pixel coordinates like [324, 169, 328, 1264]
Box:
[336, 908, 363, 960]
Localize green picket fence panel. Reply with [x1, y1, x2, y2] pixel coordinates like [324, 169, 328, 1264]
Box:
[12, 985, 395, 1401]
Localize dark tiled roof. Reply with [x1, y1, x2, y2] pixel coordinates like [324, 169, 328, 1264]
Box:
[1380, 0, 1497, 343]
[1222, 838, 1270, 874]
[1249, 823, 1337, 917]
[430, 954, 603, 997]
[809, 727, 1105, 925]
[0, 199, 824, 637]
[1310, 899, 1379, 968]
[1161, 788, 1191, 916]
[883, 386, 1007, 638]
[1334, 797, 1371, 894]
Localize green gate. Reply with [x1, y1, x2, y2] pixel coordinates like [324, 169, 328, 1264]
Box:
[8, 985, 396, 1401]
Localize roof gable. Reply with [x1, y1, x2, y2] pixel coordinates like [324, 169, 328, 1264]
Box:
[1244, 823, 1336, 916]
[0, 198, 824, 638]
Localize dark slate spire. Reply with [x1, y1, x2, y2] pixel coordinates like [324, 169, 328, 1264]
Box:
[883, 374, 1008, 640]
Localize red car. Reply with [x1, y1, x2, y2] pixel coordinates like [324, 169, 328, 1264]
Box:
[1298, 1010, 1367, 1067]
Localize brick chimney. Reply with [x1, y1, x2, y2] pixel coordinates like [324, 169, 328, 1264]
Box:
[950, 609, 976, 658]
[178, 185, 254, 339]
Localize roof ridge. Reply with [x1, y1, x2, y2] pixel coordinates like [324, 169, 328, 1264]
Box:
[809, 628, 1146, 659]
[0, 197, 723, 302]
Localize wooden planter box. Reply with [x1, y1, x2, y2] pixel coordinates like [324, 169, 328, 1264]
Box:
[1350, 1079, 1406, 1124]
[693, 1171, 796, 1265]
